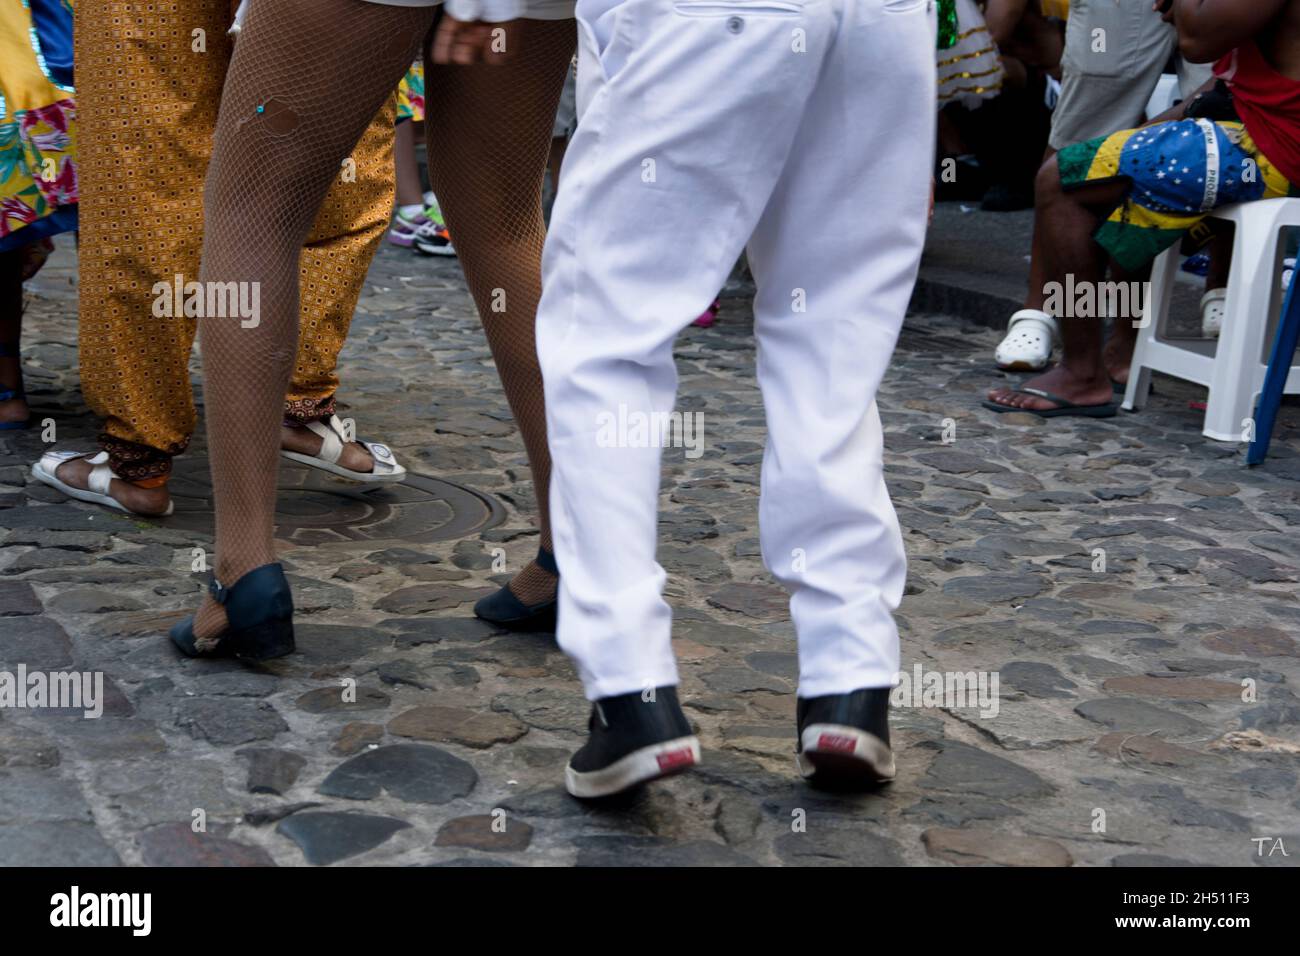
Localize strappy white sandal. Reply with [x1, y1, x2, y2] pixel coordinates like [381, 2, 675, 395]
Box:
[30, 450, 175, 516]
[280, 414, 406, 483]
[995, 309, 1059, 371]
[1200, 288, 1227, 339]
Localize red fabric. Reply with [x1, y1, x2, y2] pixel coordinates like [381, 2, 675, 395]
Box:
[1216, 41, 1300, 185]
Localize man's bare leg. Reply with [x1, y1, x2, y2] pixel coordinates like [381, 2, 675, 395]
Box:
[1099, 260, 1152, 386]
[1018, 147, 1057, 312]
[988, 157, 1130, 411]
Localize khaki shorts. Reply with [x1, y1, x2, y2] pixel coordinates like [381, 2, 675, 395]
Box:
[1049, 0, 1212, 150]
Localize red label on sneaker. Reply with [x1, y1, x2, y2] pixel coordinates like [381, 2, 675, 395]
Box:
[656, 747, 695, 771]
[816, 733, 857, 754]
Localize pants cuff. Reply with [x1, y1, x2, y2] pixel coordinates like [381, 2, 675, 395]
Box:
[579, 665, 681, 703]
[100, 433, 182, 484]
[796, 668, 899, 700]
[283, 393, 336, 426]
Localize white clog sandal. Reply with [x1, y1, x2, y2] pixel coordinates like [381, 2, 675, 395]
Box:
[30, 449, 175, 516]
[995, 309, 1059, 371]
[1200, 288, 1227, 339]
[280, 414, 406, 483]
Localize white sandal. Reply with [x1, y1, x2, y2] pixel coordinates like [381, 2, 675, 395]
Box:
[995, 309, 1059, 371]
[30, 449, 175, 516]
[280, 414, 406, 483]
[1200, 288, 1227, 339]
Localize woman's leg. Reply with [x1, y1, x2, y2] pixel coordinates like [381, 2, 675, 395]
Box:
[422, 19, 576, 606]
[395, 118, 425, 208]
[192, 0, 435, 639]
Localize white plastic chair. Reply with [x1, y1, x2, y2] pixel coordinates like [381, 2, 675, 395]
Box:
[1145, 73, 1180, 121]
[1123, 198, 1300, 442]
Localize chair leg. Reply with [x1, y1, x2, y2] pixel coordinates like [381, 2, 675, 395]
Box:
[1247, 271, 1300, 465]
[1123, 246, 1176, 412]
[1204, 220, 1278, 442]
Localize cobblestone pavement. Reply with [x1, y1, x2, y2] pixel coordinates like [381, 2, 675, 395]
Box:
[3, 239, 1299, 867]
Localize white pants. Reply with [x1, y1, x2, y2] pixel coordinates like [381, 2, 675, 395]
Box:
[538, 0, 936, 701]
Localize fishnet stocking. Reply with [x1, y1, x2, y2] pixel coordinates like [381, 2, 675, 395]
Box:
[423, 18, 575, 606]
[193, 0, 436, 639]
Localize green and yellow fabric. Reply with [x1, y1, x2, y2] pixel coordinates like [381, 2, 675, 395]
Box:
[1059, 118, 1297, 271]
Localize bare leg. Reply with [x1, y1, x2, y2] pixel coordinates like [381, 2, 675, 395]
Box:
[395, 118, 425, 208]
[1206, 226, 1233, 291]
[989, 156, 1131, 411]
[1101, 260, 1150, 385]
[1022, 146, 1057, 312]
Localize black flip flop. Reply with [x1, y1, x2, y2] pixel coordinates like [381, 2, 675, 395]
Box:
[982, 387, 1119, 419]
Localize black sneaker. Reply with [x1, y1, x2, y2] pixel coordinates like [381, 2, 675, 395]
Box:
[412, 219, 456, 257]
[565, 686, 701, 799]
[796, 687, 895, 787]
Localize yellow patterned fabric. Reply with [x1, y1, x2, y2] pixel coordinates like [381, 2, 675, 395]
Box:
[76, 0, 395, 482]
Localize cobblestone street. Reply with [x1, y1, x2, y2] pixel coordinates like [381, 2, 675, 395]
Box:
[3, 238, 1299, 867]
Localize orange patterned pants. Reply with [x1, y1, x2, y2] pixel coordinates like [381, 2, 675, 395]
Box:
[76, 1, 396, 482]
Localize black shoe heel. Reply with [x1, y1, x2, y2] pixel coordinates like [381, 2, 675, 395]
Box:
[473, 546, 558, 632]
[170, 563, 295, 661]
[228, 617, 296, 662]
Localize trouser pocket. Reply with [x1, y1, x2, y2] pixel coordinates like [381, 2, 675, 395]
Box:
[1064, 0, 1164, 78]
[672, 1, 803, 15]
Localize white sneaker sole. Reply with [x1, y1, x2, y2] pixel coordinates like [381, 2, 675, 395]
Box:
[414, 243, 457, 257]
[565, 735, 701, 799]
[796, 724, 896, 784]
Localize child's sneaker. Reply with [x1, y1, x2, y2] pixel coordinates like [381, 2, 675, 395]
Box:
[413, 217, 456, 257]
[388, 205, 431, 248]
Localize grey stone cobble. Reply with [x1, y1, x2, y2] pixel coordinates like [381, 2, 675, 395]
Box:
[1, 239, 1297, 866]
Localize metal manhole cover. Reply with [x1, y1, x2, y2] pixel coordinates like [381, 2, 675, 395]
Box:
[160, 456, 505, 547]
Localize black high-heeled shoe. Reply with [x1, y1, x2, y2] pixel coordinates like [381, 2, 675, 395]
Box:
[473, 546, 558, 632]
[170, 563, 295, 661]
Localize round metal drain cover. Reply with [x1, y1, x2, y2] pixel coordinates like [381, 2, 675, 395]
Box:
[160, 456, 505, 547]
